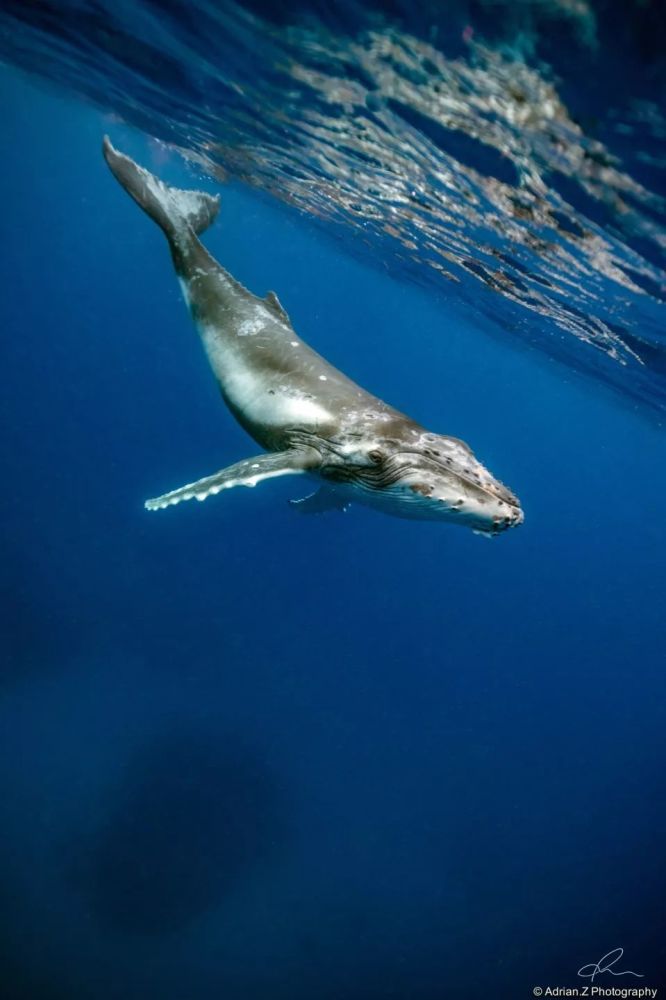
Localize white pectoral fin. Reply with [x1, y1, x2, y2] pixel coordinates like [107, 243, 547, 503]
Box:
[145, 449, 321, 512]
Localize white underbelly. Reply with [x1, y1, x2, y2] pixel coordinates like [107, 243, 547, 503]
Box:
[225, 366, 332, 426]
[199, 322, 331, 429]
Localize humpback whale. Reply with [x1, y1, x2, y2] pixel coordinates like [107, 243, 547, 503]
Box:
[103, 138, 523, 536]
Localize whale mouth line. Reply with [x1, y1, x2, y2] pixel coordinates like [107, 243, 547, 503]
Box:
[331, 454, 520, 507]
[341, 464, 523, 518]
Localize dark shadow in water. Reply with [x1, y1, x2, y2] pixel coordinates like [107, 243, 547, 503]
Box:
[0, 546, 66, 691]
[71, 727, 286, 935]
[0, 877, 72, 1000]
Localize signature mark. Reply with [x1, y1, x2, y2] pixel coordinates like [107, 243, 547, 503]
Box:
[578, 948, 644, 983]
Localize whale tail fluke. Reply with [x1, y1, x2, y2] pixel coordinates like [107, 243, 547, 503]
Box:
[102, 136, 220, 242]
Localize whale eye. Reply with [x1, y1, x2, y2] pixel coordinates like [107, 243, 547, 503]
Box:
[368, 450, 384, 464]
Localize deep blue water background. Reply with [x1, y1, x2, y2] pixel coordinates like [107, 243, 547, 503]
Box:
[1, 63, 666, 999]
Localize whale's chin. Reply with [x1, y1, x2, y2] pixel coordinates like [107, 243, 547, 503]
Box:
[347, 480, 524, 534]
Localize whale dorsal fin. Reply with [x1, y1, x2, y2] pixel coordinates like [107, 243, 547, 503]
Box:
[144, 448, 321, 511]
[264, 291, 291, 326]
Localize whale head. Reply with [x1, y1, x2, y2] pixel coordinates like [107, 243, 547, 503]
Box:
[327, 430, 523, 535]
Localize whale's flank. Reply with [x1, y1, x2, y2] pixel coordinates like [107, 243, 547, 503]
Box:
[102, 136, 219, 241]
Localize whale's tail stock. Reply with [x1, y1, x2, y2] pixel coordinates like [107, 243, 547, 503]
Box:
[102, 136, 219, 248]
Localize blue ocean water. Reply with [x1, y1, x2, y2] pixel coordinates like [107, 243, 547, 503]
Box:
[1, 3, 666, 999]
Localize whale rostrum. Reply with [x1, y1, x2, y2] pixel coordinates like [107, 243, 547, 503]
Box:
[103, 137, 523, 536]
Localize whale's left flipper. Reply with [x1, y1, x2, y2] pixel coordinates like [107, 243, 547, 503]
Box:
[145, 449, 321, 511]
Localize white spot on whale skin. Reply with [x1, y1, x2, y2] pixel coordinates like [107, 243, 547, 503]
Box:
[290, 341, 299, 347]
[319, 375, 328, 381]
[237, 316, 266, 337]
[236, 304, 270, 337]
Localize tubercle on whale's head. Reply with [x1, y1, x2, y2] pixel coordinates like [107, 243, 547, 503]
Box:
[346, 431, 524, 535]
